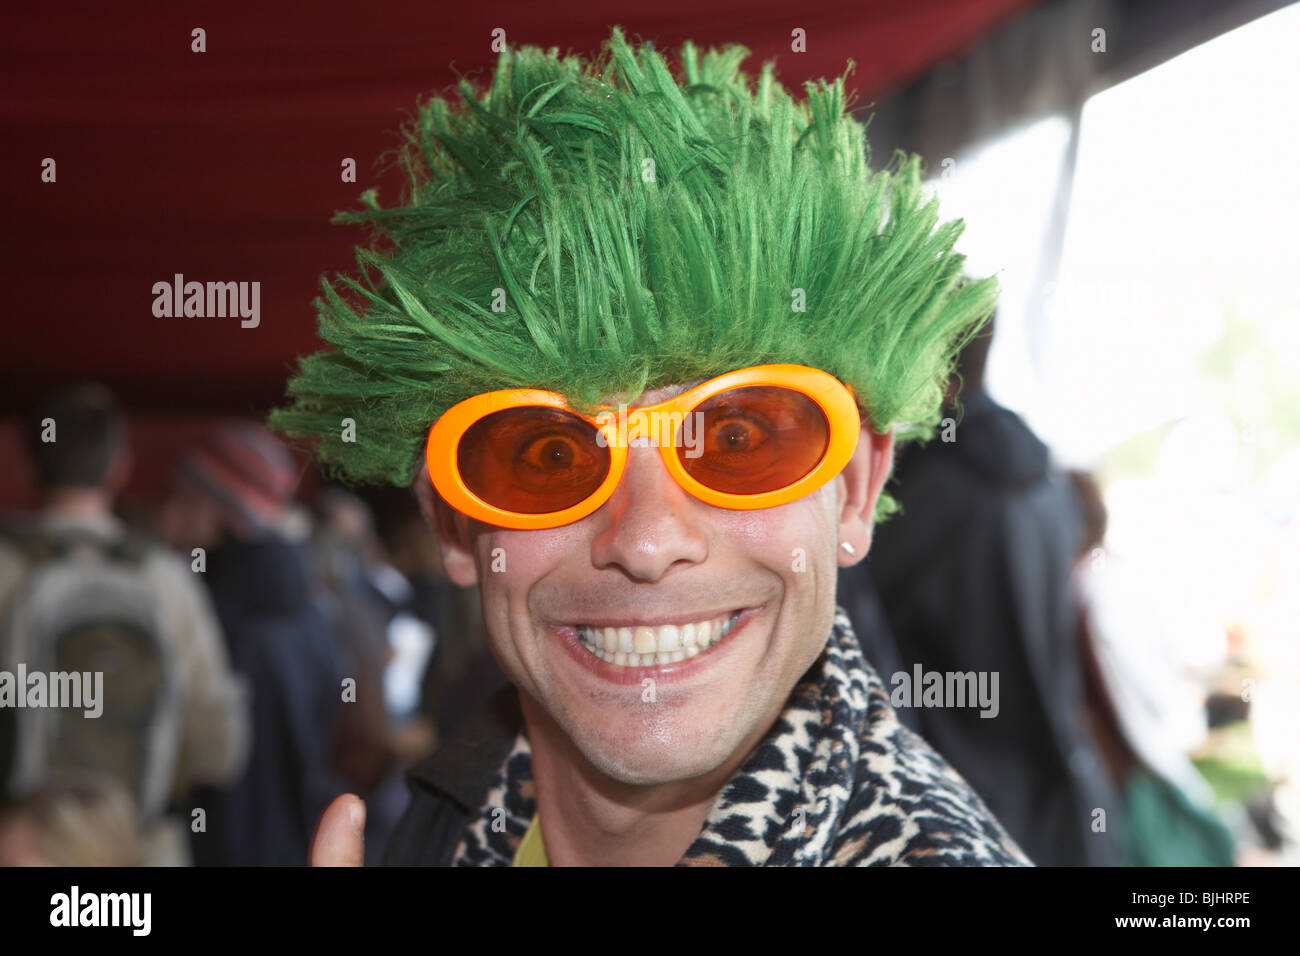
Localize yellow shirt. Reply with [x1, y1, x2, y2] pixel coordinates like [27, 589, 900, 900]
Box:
[512, 813, 549, 866]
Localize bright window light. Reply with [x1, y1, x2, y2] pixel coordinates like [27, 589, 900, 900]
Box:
[934, 2, 1300, 820]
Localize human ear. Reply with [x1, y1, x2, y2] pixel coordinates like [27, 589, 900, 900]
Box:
[412, 462, 480, 587]
[835, 424, 894, 566]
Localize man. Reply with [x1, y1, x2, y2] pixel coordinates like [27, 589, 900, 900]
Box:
[278, 27, 1028, 866]
[844, 318, 1121, 866]
[0, 385, 250, 865]
[169, 423, 349, 865]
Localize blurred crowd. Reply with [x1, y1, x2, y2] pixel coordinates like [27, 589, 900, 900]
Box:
[0, 384, 503, 865]
[0, 361, 1289, 866]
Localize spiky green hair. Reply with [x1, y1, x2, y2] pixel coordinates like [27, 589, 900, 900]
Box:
[271, 25, 996, 522]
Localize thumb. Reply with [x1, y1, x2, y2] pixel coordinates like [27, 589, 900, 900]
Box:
[311, 794, 366, 867]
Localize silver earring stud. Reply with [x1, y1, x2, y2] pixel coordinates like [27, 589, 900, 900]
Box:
[840, 541, 856, 555]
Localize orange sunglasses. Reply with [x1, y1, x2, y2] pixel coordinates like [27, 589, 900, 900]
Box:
[425, 364, 861, 530]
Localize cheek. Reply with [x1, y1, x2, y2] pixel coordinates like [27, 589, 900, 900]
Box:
[760, 491, 841, 647]
[712, 485, 839, 575]
[472, 524, 588, 616]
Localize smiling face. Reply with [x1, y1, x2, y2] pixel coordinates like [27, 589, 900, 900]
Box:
[421, 382, 894, 787]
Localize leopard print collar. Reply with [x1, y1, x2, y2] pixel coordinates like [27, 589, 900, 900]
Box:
[452, 607, 1030, 866]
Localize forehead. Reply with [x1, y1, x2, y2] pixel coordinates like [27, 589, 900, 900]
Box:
[608, 379, 701, 408]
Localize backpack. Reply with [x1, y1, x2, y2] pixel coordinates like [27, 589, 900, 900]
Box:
[0, 523, 182, 828]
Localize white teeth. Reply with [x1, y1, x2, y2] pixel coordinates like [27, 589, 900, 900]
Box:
[634, 626, 656, 654]
[658, 624, 680, 652]
[697, 619, 711, 646]
[576, 613, 741, 667]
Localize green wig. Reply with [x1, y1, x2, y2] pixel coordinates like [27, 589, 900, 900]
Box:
[271, 25, 997, 522]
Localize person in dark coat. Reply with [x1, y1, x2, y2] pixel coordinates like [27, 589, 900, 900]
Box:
[173, 424, 348, 866]
[841, 314, 1120, 866]
[835, 566, 922, 735]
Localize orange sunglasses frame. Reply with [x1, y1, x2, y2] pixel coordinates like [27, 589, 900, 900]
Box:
[425, 364, 861, 530]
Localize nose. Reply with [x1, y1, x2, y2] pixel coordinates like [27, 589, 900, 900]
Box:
[589, 445, 709, 582]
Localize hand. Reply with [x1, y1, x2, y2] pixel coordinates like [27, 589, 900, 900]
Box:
[310, 793, 366, 866]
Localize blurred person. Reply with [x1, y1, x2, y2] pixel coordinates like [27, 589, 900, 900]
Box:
[282, 31, 1030, 867]
[309, 487, 427, 865]
[1070, 471, 1236, 866]
[0, 772, 143, 866]
[310, 487, 396, 795]
[173, 423, 349, 865]
[359, 486, 505, 739]
[359, 485, 443, 634]
[319, 488, 437, 744]
[843, 314, 1121, 865]
[374, 493, 505, 740]
[0, 384, 250, 865]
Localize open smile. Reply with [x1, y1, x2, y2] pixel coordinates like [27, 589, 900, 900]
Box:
[576, 611, 743, 667]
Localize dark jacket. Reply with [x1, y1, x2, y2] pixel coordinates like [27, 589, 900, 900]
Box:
[191, 533, 347, 866]
[383, 687, 522, 866]
[844, 386, 1119, 866]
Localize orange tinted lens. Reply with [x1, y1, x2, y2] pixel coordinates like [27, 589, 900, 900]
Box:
[457, 406, 610, 514]
[679, 386, 830, 495]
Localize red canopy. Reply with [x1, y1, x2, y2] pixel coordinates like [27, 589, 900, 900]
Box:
[0, 1, 1034, 504]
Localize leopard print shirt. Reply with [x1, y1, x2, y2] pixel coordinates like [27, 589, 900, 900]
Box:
[452, 607, 1031, 866]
